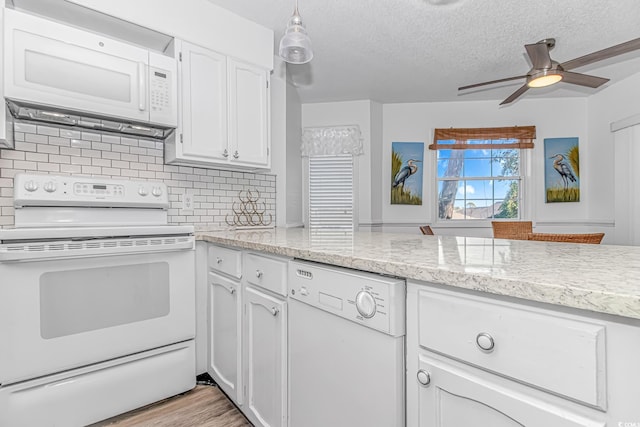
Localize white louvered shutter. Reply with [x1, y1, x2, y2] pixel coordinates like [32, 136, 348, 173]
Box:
[308, 155, 354, 231]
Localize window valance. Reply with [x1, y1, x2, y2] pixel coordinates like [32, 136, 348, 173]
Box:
[301, 125, 364, 157]
[429, 126, 536, 150]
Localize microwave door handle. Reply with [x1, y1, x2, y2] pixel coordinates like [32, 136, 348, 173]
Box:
[138, 62, 147, 111]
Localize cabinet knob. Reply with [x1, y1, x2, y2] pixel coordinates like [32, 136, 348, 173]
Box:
[476, 332, 495, 352]
[270, 307, 279, 316]
[255, 269, 263, 278]
[233, 150, 239, 159]
[216, 257, 223, 264]
[222, 149, 229, 158]
[416, 369, 431, 386]
[228, 287, 235, 294]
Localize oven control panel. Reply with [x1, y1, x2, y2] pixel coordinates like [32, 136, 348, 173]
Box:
[13, 173, 169, 208]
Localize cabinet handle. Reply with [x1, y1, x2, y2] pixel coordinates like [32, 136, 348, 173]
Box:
[416, 369, 431, 386]
[476, 332, 495, 352]
[228, 287, 236, 294]
[138, 62, 147, 111]
[216, 257, 223, 264]
[222, 149, 229, 158]
[233, 150, 239, 159]
[255, 269, 263, 278]
[270, 307, 279, 316]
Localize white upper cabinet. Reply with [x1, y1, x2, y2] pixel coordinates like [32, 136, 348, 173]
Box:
[165, 40, 271, 171]
[177, 42, 228, 163]
[228, 59, 270, 168]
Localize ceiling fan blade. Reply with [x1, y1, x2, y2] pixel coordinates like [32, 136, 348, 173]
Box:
[458, 75, 526, 91]
[525, 42, 553, 69]
[499, 84, 529, 105]
[558, 71, 609, 88]
[561, 37, 640, 71]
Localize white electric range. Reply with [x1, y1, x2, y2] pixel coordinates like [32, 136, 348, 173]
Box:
[0, 173, 196, 427]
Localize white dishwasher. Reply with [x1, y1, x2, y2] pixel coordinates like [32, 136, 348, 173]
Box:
[288, 260, 405, 427]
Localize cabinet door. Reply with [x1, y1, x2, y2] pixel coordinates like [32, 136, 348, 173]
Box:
[228, 59, 270, 168]
[179, 41, 228, 162]
[414, 354, 604, 427]
[207, 272, 242, 404]
[243, 286, 286, 427]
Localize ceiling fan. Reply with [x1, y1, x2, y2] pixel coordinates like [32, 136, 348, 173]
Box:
[458, 37, 640, 105]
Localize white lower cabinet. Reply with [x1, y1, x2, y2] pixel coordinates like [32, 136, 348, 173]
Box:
[407, 281, 640, 427]
[243, 285, 287, 427]
[207, 271, 242, 403]
[206, 245, 242, 404]
[206, 244, 287, 427]
[415, 353, 603, 427]
[406, 282, 612, 427]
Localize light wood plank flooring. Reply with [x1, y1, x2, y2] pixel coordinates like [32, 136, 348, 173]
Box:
[92, 385, 251, 427]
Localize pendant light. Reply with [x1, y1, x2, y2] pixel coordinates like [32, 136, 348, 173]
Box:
[278, 0, 313, 64]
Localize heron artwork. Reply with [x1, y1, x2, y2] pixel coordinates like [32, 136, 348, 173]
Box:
[544, 137, 580, 203]
[549, 154, 577, 190]
[392, 159, 422, 190]
[391, 142, 424, 205]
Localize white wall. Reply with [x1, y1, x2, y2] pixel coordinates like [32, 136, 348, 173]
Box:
[301, 97, 595, 236]
[300, 74, 640, 242]
[271, 59, 304, 228]
[383, 97, 593, 236]
[271, 57, 287, 228]
[370, 102, 384, 228]
[587, 72, 640, 223]
[285, 81, 303, 227]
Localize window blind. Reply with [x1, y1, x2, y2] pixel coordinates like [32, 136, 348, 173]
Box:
[429, 126, 536, 150]
[308, 155, 354, 231]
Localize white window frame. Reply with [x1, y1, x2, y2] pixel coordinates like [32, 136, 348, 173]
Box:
[433, 147, 530, 225]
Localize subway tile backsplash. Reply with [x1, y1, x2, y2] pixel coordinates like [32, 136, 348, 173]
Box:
[0, 122, 276, 228]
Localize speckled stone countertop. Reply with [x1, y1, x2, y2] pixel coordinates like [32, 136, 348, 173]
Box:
[198, 228, 640, 320]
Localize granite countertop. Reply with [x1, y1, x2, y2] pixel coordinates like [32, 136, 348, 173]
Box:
[198, 228, 640, 320]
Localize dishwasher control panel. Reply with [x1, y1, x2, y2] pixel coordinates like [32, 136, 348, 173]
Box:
[289, 260, 405, 336]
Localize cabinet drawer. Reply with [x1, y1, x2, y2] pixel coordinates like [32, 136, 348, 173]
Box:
[417, 288, 606, 409]
[243, 253, 287, 296]
[208, 245, 241, 278]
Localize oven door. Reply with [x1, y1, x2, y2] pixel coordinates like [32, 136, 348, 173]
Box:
[0, 245, 195, 385]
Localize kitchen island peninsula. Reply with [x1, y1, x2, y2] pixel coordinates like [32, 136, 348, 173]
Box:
[197, 228, 640, 426]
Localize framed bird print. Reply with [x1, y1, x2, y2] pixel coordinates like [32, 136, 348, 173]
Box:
[544, 137, 580, 203]
[391, 142, 424, 205]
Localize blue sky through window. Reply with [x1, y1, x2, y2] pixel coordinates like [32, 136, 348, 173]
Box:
[436, 139, 520, 219]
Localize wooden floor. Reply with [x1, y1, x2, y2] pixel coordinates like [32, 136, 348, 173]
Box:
[91, 385, 252, 427]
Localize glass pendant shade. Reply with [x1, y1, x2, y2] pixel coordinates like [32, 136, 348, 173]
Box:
[278, 2, 313, 64]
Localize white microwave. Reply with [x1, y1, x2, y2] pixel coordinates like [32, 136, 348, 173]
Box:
[3, 8, 177, 128]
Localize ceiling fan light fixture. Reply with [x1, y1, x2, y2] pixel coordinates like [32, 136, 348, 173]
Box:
[527, 70, 563, 88]
[278, 0, 313, 65]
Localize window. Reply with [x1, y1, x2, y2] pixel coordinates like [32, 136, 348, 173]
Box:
[430, 126, 535, 221]
[308, 155, 354, 231]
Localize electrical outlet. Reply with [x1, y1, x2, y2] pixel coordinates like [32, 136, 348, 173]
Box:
[182, 192, 194, 213]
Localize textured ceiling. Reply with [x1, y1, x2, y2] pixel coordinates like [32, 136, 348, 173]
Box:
[205, 0, 640, 104]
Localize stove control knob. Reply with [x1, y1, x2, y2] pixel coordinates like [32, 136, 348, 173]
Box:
[24, 180, 39, 192]
[151, 186, 163, 197]
[43, 181, 57, 193]
[138, 186, 148, 196]
[355, 290, 377, 319]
